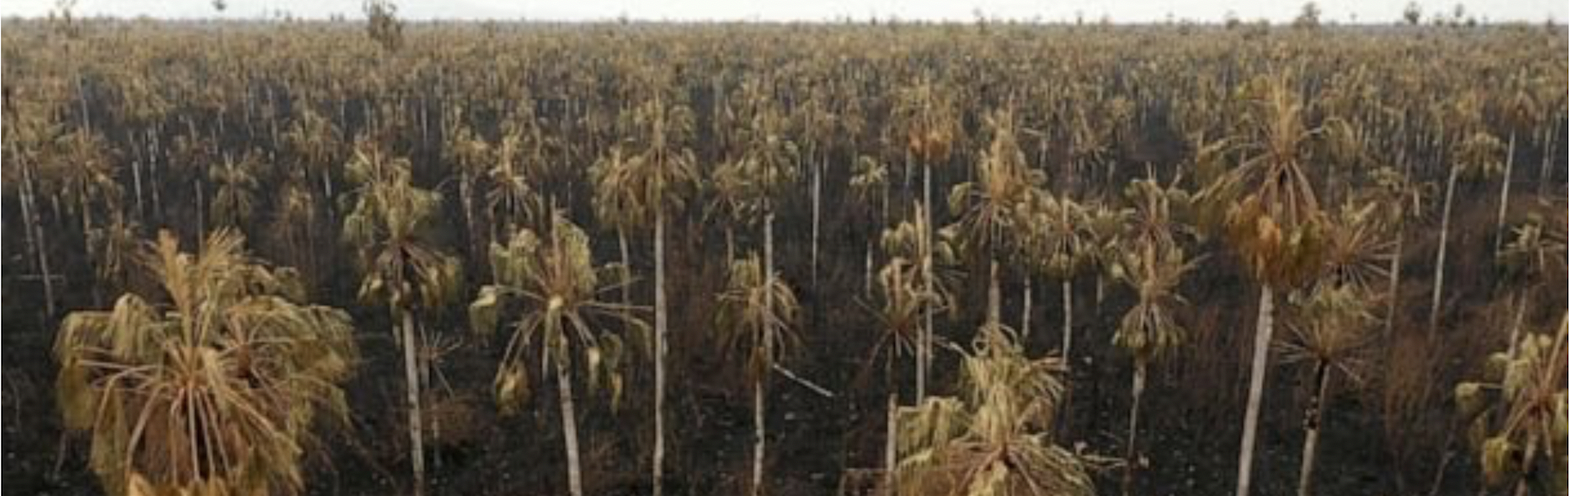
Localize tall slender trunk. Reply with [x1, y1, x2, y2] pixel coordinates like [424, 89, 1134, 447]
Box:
[1505, 292, 1527, 360]
[1494, 132, 1516, 254]
[865, 239, 875, 296]
[1124, 359, 1147, 496]
[1383, 230, 1404, 338]
[653, 211, 669, 496]
[1429, 166, 1460, 336]
[1539, 122, 1556, 197]
[618, 227, 632, 307]
[23, 167, 56, 317]
[885, 388, 898, 494]
[1236, 284, 1275, 496]
[752, 378, 767, 496]
[811, 155, 822, 288]
[555, 350, 584, 496]
[1062, 279, 1073, 365]
[1021, 276, 1033, 339]
[131, 159, 145, 221]
[1297, 362, 1332, 496]
[195, 180, 206, 238]
[460, 172, 477, 257]
[918, 162, 933, 403]
[987, 257, 1001, 325]
[400, 310, 427, 496]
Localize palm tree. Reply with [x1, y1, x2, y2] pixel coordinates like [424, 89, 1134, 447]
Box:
[894, 77, 959, 405]
[1454, 313, 1568, 496]
[55, 230, 357, 496]
[1361, 165, 1433, 336]
[208, 151, 261, 232]
[717, 253, 801, 496]
[1277, 284, 1375, 496]
[1217, 73, 1328, 496]
[863, 256, 944, 491]
[851, 154, 892, 295]
[614, 92, 700, 496]
[948, 108, 1042, 325]
[340, 139, 459, 496]
[469, 211, 641, 496]
[1497, 209, 1568, 361]
[1018, 191, 1093, 356]
[896, 323, 1094, 496]
[1429, 93, 1504, 336]
[882, 202, 959, 402]
[1109, 241, 1197, 495]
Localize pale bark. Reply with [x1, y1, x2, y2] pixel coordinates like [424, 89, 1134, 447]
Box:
[1383, 231, 1404, 338]
[619, 227, 632, 308]
[918, 161, 933, 403]
[1021, 276, 1032, 339]
[1297, 363, 1332, 496]
[1494, 132, 1516, 254]
[555, 350, 584, 496]
[401, 310, 427, 496]
[1429, 166, 1460, 336]
[987, 257, 1001, 325]
[1236, 285, 1276, 496]
[865, 239, 875, 296]
[885, 390, 898, 496]
[812, 156, 822, 288]
[1505, 293, 1527, 361]
[653, 211, 669, 496]
[1124, 360, 1147, 496]
[1062, 279, 1074, 365]
[752, 379, 767, 496]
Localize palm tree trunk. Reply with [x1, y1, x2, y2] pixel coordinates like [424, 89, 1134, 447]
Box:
[1383, 229, 1404, 338]
[1124, 359, 1147, 496]
[619, 227, 633, 307]
[987, 257, 1001, 325]
[1494, 132, 1516, 254]
[400, 310, 427, 496]
[1429, 166, 1460, 336]
[131, 158, 145, 221]
[195, 180, 206, 237]
[1505, 292, 1527, 360]
[22, 167, 56, 317]
[865, 239, 875, 296]
[1062, 279, 1074, 365]
[919, 161, 933, 403]
[1021, 276, 1032, 338]
[1236, 284, 1276, 496]
[555, 350, 585, 496]
[885, 389, 898, 495]
[1297, 362, 1332, 496]
[812, 156, 822, 288]
[653, 211, 669, 496]
[752, 379, 767, 496]
[460, 171, 477, 257]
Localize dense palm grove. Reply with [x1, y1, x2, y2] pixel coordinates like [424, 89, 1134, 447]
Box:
[3, 11, 1567, 496]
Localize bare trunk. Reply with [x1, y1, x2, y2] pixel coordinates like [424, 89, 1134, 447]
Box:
[23, 168, 56, 317]
[918, 161, 933, 403]
[885, 390, 898, 496]
[131, 159, 145, 220]
[619, 227, 632, 308]
[752, 378, 767, 496]
[1021, 276, 1032, 339]
[1062, 279, 1073, 365]
[1297, 363, 1332, 496]
[1124, 360, 1147, 496]
[1494, 132, 1516, 254]
[1383, 230, 1404, 338]
[865, 239, 875, 296]
[1236, 285, 1275, 496]
[987, 257, 1001, 325]
[555, 350, 584, 496]
[1429, 166, 1460, 336]
[401, 310, 427, 496]
[653, 212, 668, 496]
[195, 180, 206, 238]
[1505, 292, 1527, 360]
[811, 156, 822, 288]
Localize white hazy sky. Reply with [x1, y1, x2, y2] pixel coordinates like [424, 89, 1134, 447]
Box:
[2, 0, 1563, 23]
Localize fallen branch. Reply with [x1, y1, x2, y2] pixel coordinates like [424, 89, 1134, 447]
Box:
[772, 363, 835, 398]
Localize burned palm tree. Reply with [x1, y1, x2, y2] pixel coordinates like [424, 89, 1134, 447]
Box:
[717, 253, 801, 496]
[469, 211, 641, 496]
[55, 230, 357, 496]
[896, 323, 1094, 496]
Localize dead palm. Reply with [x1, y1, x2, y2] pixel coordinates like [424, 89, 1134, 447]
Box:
[717, 253, 801, 496]
[1109, 241, 1197, 495]
[1276, 284, 1376, 496]
[896, 323, 1094, 496]
[55, 230, 357, 496]
[470, 211, 642, 496]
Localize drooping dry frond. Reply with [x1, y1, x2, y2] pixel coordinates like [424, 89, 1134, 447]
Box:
[716, 253, 801, 388]
[55, 229, 358, 496]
